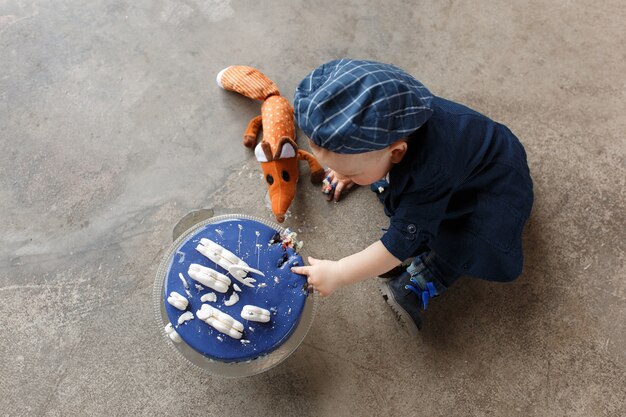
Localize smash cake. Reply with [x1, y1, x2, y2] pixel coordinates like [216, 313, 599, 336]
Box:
[161, 217, 309, 363]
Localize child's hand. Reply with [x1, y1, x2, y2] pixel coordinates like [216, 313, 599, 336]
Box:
[291, 256, 346, 297]
[323, 169, 355, 202]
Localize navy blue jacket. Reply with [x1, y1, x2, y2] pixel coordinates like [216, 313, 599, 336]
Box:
[380, 97, 534, 282]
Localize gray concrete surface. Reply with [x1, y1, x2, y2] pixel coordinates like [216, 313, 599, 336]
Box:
[1, 0, 624, 416]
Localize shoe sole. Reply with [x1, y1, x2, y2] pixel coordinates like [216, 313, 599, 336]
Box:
[378, 280, 420, 336]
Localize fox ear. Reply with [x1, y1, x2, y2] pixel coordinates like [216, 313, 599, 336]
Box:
[255, 142, 273, 162]
[274, 137, 298, 160]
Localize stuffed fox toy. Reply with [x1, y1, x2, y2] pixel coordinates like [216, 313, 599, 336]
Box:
[216, 66, 325, 223]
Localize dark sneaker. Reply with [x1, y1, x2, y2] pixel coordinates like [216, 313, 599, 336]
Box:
[379, 258, 442, 335]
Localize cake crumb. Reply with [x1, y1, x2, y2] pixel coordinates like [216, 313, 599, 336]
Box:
[269, 228, 304, 251]
[280, 228, 303, 251]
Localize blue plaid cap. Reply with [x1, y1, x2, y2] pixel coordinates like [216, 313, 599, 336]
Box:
[294, 59, 433, 154]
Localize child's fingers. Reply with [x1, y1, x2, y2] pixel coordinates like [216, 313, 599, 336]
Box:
[326, 185, 335, 201]
[334, 181, 346, 201]
[323, 170, 338, 200]
[291, 265, 309, 276]
[324, 169, 335, 184]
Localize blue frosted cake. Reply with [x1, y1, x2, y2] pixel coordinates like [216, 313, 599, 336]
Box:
[163, 218, 308, 362]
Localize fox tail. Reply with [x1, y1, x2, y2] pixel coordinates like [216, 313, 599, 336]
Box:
[216, 66, 280, 101]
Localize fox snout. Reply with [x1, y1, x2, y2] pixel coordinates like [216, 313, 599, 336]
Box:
[260, 158, 298, 223]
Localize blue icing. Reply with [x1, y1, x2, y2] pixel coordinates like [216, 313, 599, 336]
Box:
[164, 219, 308, 362]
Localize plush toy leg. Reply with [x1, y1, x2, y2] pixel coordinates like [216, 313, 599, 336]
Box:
[297, 150, 325, 184]
[216, 66, 280, 101]
[244, 115, 263, 148]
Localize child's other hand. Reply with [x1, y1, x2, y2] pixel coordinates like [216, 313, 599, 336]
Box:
[324, 169, 355, 202]
[291, 256, 345, 297]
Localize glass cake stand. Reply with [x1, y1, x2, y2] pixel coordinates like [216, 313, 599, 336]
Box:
[153, 212, 317, 377]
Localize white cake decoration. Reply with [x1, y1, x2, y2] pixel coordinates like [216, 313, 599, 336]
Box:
[224, 292, 239, 306]
[200, 292, 217, 303]
[196, 304, 244, 339]
[177, 311, 194, 325]
[178, 273, 193, 298]
[167, 292, 188, 311]
[195, 238, 264, 288]
[188, 263, 230, 293]
[164, 323, 182, 343]
[178, 272, 190, 289]
[241, 305, 271, 323]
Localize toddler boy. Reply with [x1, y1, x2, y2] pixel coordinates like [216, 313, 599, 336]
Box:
[290, 60, 533, 333]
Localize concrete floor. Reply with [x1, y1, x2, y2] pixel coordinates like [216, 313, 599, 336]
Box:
[1, 0, 624, 416]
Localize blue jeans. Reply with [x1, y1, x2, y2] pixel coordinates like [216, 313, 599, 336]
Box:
[406, 251, 461, 293]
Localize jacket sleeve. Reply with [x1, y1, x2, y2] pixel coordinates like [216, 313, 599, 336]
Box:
[380, 163, 453, 261]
